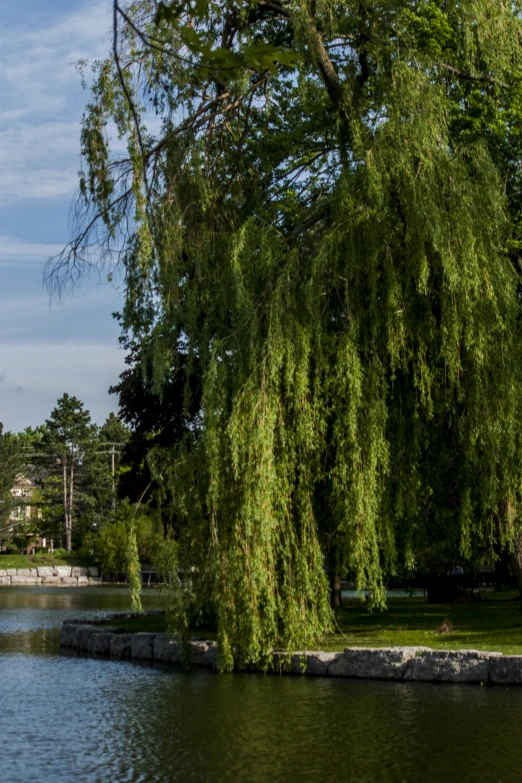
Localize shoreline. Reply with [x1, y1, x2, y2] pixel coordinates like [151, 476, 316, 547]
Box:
[59, 614, 522, 685]
[0, 566, 103, 587]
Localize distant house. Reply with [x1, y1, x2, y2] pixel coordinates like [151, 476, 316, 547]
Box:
[9, 474, 37, 520]
[3, 474, 50, 554]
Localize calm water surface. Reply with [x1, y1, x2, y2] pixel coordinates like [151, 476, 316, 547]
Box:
[0, 587, 521, 783]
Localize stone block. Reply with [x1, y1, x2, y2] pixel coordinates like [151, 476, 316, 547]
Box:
[154, 634, 183, 664]
[110, 634, 133, 660]
[75, 625, 99, 651]
[194, 643, 217, 669]
[54, 566, 72, 577]
[29, 569, 39, 576]
[489, 655, 522, 685]
[77, 576, 90, 586]
[37, 567, 55, 577]
[403, 650, 498, 683]
[88, 566, 99, 577]
[72, 567, 89, 577]
[88, 576, 103, 585]
[329, 647, 428, 679]
[16, 568, 33, 576]
[189, 640, 209, 657]
[42, 576, 62, 585]
[60, 624, 79, 649]
[90, 632, 114, 657]
[71, 624, 124, 652]
[131, 633, 156, 661]
[11, 576, 41, 585]
[6, 569, 17, 576]
[0, 576, 11, 585]
[0, 569, 7, 577]
[61, 577, 78, 586]
[289, 651, 340, 676]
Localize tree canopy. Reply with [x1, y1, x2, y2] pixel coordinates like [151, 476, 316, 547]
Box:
[53, 0, 522, 669]
[0, 424, 22, 529]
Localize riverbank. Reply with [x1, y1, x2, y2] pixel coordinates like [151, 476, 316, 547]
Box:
[0, 566, 102, 586]
[59, 614, 522, 685]
[87, 593, 522, 655]
[6, 587, 522, 783]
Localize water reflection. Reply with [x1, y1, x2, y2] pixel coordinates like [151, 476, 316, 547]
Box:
[1, 587, 522, 782]
[0, 586, 159, 653]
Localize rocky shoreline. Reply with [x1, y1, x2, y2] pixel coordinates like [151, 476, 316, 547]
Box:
[0, 566, 103, 586]
[59, 614, 522, 685]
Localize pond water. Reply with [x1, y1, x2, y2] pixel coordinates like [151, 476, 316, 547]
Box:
[1, 587, 521, 782]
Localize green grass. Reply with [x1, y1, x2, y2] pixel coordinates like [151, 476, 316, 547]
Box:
[0, 553, 93, 569]
[323, 592, 522, 655]
[103, 613, 217, 638]
[101, 591, 522, 655]
[106, 615, 168, 633]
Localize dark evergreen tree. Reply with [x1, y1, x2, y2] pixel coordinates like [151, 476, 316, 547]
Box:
[110, 339, 201, 507]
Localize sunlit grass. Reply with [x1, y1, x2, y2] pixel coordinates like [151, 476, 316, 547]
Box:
[101, 591, 522, 656]
[323, 592, 522, 655]
[0, 553, 91, 569]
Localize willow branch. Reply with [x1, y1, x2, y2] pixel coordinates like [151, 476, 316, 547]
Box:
[114, 0, 151, 201]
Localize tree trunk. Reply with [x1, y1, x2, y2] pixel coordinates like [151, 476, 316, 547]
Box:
[111, 445, 116, 514]
[67, 455, 74, 554]
[62, 455, 71, 553]
[508, 534, 522, 611]
[330, 572, 343, 609]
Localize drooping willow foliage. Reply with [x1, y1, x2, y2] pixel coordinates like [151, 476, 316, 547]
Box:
[53, 0, 522, 668]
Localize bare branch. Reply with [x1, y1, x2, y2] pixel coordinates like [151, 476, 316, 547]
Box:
[439, 62, 508, 89]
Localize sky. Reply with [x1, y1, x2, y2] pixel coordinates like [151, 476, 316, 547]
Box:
[0, 0, 127, 432]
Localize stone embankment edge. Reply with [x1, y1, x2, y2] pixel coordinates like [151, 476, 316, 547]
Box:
[0, 566, 102, 587]
[59, 614, 522, 685]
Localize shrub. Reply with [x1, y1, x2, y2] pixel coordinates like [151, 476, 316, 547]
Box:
[86, 502, 162, 574]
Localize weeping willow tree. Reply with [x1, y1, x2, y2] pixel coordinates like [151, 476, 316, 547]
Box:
[52, 0, 522, 668]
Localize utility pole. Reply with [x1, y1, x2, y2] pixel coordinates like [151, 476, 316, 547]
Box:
[111, 445, 116, 514]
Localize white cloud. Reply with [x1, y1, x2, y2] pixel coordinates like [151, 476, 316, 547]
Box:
[0, 3, 132, 432]
[0, 236, 64, 264]
[0, 292, 120, 341]
[0, 269, 124, 346]
[0, 1, 112, 203]
[0, 123, 82, 202]
[0, 341, 125, 393]
[0, 2, 112, 103]
[0, 341, 125, 430]
[0, 2, 165, 203]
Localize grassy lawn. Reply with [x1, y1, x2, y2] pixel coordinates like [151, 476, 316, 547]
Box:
[0, 553, 93, 570]
[105, 614, 169, 634]
[103, 592, 522, 655]
[323, 592, 522, 655]
[102, 614, 217, 638]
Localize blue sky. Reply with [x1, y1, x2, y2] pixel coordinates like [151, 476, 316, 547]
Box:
[0, 0, 127, 432]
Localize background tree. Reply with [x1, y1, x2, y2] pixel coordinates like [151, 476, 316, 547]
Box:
[110, 335, 201, 509]
[45, 394, 94, 552]
[52, 0, 522, 667]
[0, 424, 22, 530]
[82, 413, 130, 523]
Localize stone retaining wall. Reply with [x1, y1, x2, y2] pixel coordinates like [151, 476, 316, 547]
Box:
[0, 566, 102, 587]
[59, 615, 522, 684]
